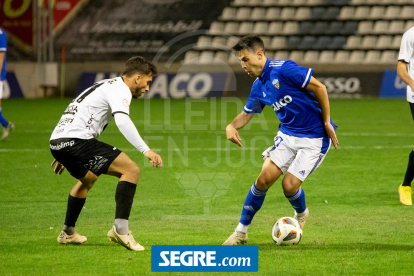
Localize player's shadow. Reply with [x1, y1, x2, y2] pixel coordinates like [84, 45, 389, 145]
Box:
[257, 243, 414, 251]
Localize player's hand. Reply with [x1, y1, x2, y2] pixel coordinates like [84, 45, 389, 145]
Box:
[51, 159, 66, 175]
[324, 123, 339, 149]
[144, 150, 163, 169]
[226, 125, 242, 147]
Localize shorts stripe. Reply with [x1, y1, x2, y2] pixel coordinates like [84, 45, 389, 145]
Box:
[309, 155, 323, 176]
[321, 136, 330, 154]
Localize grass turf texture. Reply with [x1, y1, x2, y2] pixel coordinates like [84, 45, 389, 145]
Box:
[0, 98, 413, 276]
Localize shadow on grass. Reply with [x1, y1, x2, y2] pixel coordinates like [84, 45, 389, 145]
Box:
[257, 243, 414, 251]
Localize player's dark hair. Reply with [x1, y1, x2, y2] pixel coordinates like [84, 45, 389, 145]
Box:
[232, 35, 265, 53]
[122, 56, 158, 77]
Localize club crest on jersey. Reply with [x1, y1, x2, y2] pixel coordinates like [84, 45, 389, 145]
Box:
[272, 79, 279, 89]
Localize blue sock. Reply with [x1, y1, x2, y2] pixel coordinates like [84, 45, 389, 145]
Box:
[239, 183, 267, 226]
[0, 106, 8, 128]
[285, 187, 306, 214]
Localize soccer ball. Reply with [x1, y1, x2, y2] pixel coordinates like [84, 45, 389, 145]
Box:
[271, 217, 302, 246]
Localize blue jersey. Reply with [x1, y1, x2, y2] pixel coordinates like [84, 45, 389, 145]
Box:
[243, 59, 336, 139]
[0, 28, 6, 81]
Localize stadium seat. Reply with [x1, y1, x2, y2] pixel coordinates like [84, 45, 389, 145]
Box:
[384, 6, 400, 19]
[341, 21, 358, 35]
[299, 36, 316, 50]
[404, 21, 414, 32]
[311, 7, 325, 20]
[344, 36, 362, 49]
[251, 8, 266, 20]
[281, 7, 296, 20]
[295, 7, 311, 20]
[369, 6, 385, 20]
[253, 22, 268, 35]
[265, 8, 281, 20]
[307, 0, 323, 4]
[380, 0, 394, 3]
[319, 50, 335, 63]
[248, 0, 263, 6]
[263, 0, 277, 5]
[208, 22, 224, 35]
[330, 0, 349, 5]
[293, 0, 308, 5]
[286, 36, 301, 49]
[260, 36, 271, 48]
[326, 22, 343, 35]
[334, 50, 350, 63]
[303, 51, 320, 63]
[236, 8, 251, 20]
[388, 21, 405, 34]
[314, 36, 332, 50]
[376, 35, 392, 49]
[349, 50, 365, 64]
[310, 22, 328, 35]
[228, 53, 240, 64]
[339, 7, 354, 20]
[373, 21, 389, 34]
[278, 0, 292, 5]
[392, 35, 402, 49]
[268, 22, 283, 35]
[221, 8, 237, 20]
[198, 51, 215, 64]
[367, 0, 383, 3]
[401, 6, 414, 20]
[226, 37, 240, 49]
[183, 51, 199, 64]
[196, 36, 211, 49]
[274, 51, 290, 61]
[212, 36, 227, 48]
[233, 0, 249, 6]
[380, 50, 398, 64]
[354, 7, 370, 20]
[361, 36, 377, 49]
[322, 7, 340, 20]
[299, 22, 313, 35]
[289, 51, 304, 62]
[214, 52, 229, 63]
[283, 22, 299, 35]
[363, 50, 381, 64]
[224, 22, 240, 34]
[238, 22, 254, 35]
[357, 21, 373, 35]
[270, 36, 287, 50]
[329, 36, 347, 49]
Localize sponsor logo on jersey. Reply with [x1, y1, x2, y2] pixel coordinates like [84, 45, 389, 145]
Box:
[122, 99, 130, 107]
[271, 95, 293, 111]
[272, 79, 279, 89]
[50, 140, 75, 150]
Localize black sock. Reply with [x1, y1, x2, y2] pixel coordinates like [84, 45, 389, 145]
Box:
[115, 181, 137, 220]
[402, 150, 414, 187]
[64, 195, 86, 229]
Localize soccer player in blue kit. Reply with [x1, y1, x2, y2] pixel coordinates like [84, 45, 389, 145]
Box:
[0, 28, 14, 140]
[223, 36, 339, 245]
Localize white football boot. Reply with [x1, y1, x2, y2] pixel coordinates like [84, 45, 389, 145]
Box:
[57, 230, 87, 244]
[294, 208, 309, 229]
[222, 230, 248, 245]
[107, 225, 144, 251]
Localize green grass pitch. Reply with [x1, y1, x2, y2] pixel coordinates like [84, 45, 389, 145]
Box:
[0, 98, 413, 275]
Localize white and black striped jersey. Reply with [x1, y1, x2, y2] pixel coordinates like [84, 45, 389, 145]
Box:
[399, 26, 414, 103]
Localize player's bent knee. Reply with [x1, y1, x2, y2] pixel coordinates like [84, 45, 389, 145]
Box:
[125, 163, 140, 182]
[256, 172, 275, 190]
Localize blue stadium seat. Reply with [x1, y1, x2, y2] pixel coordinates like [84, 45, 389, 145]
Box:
[311, 7, 325, 20]
[341, 21, 358, 35]
[287, 36, 302, 49]
[299, 22, 313, 35]
[328, 36, 347, 49]
[310, 22, 328, 35]
[322, 7, 340, 20]
[326, 22, 344, 35]
[299, 36, 316, 50]
[313, 36, 332, 50]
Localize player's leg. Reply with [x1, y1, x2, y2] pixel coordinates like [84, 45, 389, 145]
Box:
[0, 83, 14, 140]
[223, 158, 283, 245]
[105, 152, 144, 251]
[399, 103, 414, 205]
[281, 173, 308, 229]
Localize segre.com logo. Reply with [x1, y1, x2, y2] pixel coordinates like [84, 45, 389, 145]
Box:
[151, 245, 258, 272]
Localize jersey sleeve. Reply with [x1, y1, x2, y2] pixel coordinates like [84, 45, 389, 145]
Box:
[0, 30, 7, 52]
[398, 31, 413, 63]
[107, 84, 131, 116]
[243, 81, 265, 113]
[280, 61, 314, 89]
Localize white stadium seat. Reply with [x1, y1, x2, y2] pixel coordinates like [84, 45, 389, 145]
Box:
[303, 51, 320, 63]
[376, 35, 393, 49]
[183, 51, 199, 64]
[369, 6, 385, 19]
[363, 50, 381, 64]
[214, 52, 229, 63]
[401, 6, 414, 20]
[196, 36, 211, 49]
[268, 22, 283, 35]
[384, 6, 400, 19]
[266, 8, 281, 20]
[334, 51, 350, 63]
[263, 0, 277, 6]
[280, 7, 296, 20]
[274, 51, 290, 61]
[212, 36, 227, 48]
[295, 7, 311, 20]
[354, 7, 370, 20]
[198, 51, 214, 64]
[224, 22, 240, 34]
[253, 22, 269, 35]
[233, 0, 249, 6]
[404, 21, 414, 32]
[260, 36, 271, 48]
[339, 7, 355, 20]
[208, 22, 224, 35]
[360, 36, 377, 49]
[373, 21, 389, 34]
[392, 35, 402, 49]
[236, 8, 251, 20]
[388, 21, 404, 34]
[221, 7, 237, 20]
[238, 22, 254, 35]
[282, 22, 299, 35]
[319, 51, 335, 63]
[269, 36, 287, 50]
[344, 36, 362, 49]
[358, 21, 374, 34]
[251, 8, 266, 20]
[349, 50, 365, 64]
[380, 50, 398, 64]
[289, 51, 304, 62]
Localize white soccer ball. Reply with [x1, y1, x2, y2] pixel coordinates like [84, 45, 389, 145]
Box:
[271, 217, 302, 246]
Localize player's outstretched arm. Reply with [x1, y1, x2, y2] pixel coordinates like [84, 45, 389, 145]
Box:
[114, 113, 162, 169]
[226, 111, 254, 147]
[306, 76, 339, 149]
[397, 61, 414, 92]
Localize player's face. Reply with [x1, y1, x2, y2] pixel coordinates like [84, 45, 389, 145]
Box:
[133, 73, 153, 99]
[237, 49, 265, 78]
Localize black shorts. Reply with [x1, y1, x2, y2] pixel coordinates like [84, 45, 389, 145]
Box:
[50, 138, 122, 179]
[410, 103, 414, 122]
